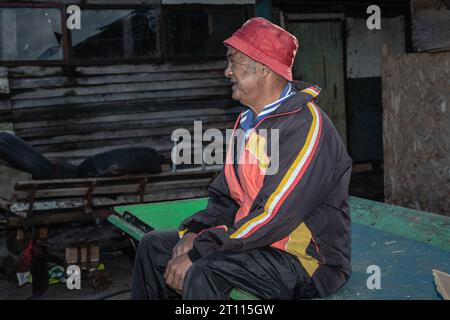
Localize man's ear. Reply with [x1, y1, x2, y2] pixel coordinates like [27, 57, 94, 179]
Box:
[257, 63, 271, 77]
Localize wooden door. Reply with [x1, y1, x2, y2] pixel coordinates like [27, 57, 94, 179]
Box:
[288, 20, 347, 146]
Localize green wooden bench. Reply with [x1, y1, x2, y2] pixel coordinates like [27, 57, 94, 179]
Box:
[108, 196, 450, 300]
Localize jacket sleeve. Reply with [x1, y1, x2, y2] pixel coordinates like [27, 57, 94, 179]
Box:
[178, 170, 239, 236]
[187, 103, 348, 261]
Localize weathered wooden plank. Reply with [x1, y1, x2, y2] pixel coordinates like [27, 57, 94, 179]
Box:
[11, 86, 231, 109]
[9, 188, 210, 214]
[0, 99, 11, 112]
[42, 144, 223, 165]
[14, 107, 240, 136]
[25, 120, 232, 143]
[14, 169, 215, 189]
[34, 137, 223, 160]
[12, 78, 229, 100]
[14, 96, 239, 115]
[38, 146, 220, 166]
[6, 61, 224, 80]
[75, 61, 226, 75]
[8, 62, 225, 78]
[13, 178, 211, 200]
[11, 97, 237, 121]
[0, 67, 7, 78]
[14, 105, 240, 130]
[14, 113, 239, 139]
[52, 143, 226, 166]
[33, 149, 216, 166]
[412, 10, 450, 52]
[32, 132, 192, 153]
[9, 70, 225, 90]
[33, 178, 212, 197]
[0, 66, 8, 95]
[40, 143, 165, 159]
[0, 122, 13, 131]
[0, 79, 9, 95]
[411, 0, 450, 52]
[48, 147, 225, 167]
[7, 66, 64, 78]
[15, 124, 231, 144]
[23, 121, 232, 146]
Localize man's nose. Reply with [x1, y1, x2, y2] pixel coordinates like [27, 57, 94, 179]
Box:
[224, 63, 232, 78]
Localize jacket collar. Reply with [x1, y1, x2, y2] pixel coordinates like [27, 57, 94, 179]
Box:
[240, 82, 295, 131]
[237, 81, 321, 132]
[273, 81, 321, 115]
[239, 81, 321, 129]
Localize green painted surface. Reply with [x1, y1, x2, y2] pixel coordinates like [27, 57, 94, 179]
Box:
[350, 196, 450, 252]
[110, 196, 450, 251]
[108, 196, 450, 299]
[113, 197, 209, 232]
[108, 215, 144, 241]
[328, 223, 450, 300]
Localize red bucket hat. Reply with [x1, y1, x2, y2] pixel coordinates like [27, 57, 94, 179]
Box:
[223, 17, 299, 81]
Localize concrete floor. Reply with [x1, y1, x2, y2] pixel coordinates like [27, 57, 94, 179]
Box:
[0, 167, 384, 300]
[0, 255, 133, 300]
[0, 222, 134, 300]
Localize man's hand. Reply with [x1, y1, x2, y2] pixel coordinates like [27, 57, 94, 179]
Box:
[172, 232, 197, 258]
[164, 253, 193, 294]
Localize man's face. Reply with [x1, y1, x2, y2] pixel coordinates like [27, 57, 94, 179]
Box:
[224, 47, 262, 106]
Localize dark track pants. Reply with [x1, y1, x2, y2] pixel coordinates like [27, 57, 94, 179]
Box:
[131, 231, 319, 300]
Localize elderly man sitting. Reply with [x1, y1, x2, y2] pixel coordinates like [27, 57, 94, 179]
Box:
[131, 17, 352, 300]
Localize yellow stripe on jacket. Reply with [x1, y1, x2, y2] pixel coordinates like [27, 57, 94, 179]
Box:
[231, 102, 321, 239]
